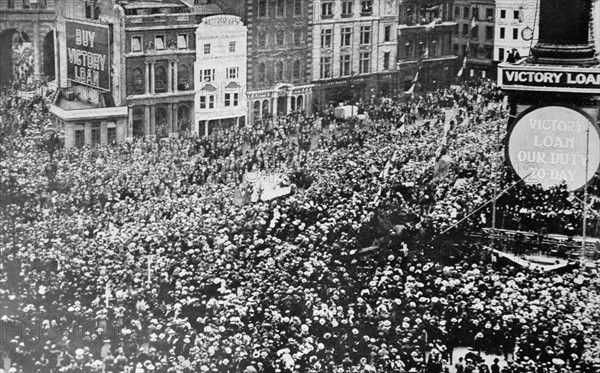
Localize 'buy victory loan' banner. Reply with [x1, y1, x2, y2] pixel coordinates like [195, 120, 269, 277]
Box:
[66, 20, 111, 91]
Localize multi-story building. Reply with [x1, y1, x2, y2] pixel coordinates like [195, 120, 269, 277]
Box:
[215, 0, 314, 123]
[311, 0, 401, 108]
[397, 0, 458, 92]
[452, 0, 495, 78]
[194, 15, 248, 136]
[0, 0, 58, 87]
[494, 0, 539, 63]
[50, 0, 223, 147]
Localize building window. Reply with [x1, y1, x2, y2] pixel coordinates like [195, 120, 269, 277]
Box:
[131, 68, 144, 94]
[513, 28, 518, 39]
[340, 54, 351, 76]
[463, 7, 469, 19]
[275, 61, 284, 81]
[498, 48, 505, 61]
[199, 95, 215, 109]
[225, 93, 239, 107]
[341, 27, 352, 47]
[155, 65, 167, 93]
[462, 24, 469, 36]
[258, 63, 266, 82]
[320, 57, 331, 79]
[75, 129, 85, 148]
[384, 25, 392, 42]
[471, 25, 479, 39]
[454, 6, 460, 20]
[155, 35, 165, 50]
[276, 0, 285, 17]
[7, 0, 14, 8]
[360, 26, 371, 44]
[227, 67, 239, 79]
[178, 65, 190, 90]
[293, 0, 302, 16]
[107, 127, 117, 145]
[359, 52, 370, 73]
[473, 7, 479, 21]
[453, 43, 459, 55]
[276, 30, 284, 46]
[485, 26, 494, 40]
[293, 60, 301, 80]
[322, 2, 334, 18]
[342, 1, 353, 16]
[500, 27, 505, 39]
[293, 29, 302, 46]
[203, 44, 211, 54]
[202, 69, 215, 82]
[405, 43, 412, 59]
[132, 36, 142, 52]
[513, 10, 520, 20]
[177, 34, 188, 50]
[383, 52, 390, 70]
[229, 41, 236, 52]
[321, 29, 332, 48]
[258, 0, 267, 17]
[486, 8, 494, 21]
[91, 122, 101, 147]
[361, 0, 373, 15]
[500, 9, 506, 19]
[258, 32, 267, 48]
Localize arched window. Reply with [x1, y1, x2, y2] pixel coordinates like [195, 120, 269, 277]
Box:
[276, 60, 284, 81]
[132, 107, 144, 137]
[258, 63, 266, 83]
[154, 65, 167, 93]
[177, 64, 190, 91]
[253, 101, 261, 119]
[293, 60, 301, 81]
[131, 67, 144, 94]
[155, 107, 168, 138]
[262, 99, 269, 116]
[297, 95, 304, 110]
[290, 96, 296, 112]
[177, 105, 190, 132]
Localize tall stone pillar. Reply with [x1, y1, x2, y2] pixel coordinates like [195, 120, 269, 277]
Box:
[145, 62, 150, 94]
[173, 60, 179, 92]
[144, 105, 151, 136]
[150, 63, 155, 94]
[33, 20, 41, 81]
[167, 61, 173, 93]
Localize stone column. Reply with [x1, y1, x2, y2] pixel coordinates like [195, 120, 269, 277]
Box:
[167, 61, 173, 93]
[145, 62, 150, 94]
[150, 63, 155, 94]
[127, 107, 133, 138]
[150, 106, 156, 136]
[167, 103, 173, 134]
[173, 60, 179, 92]
[173, 103, 179, 133]
[53, 28, 60, 83]
[144, 105, 151, 136]
[33, 20, 41, 81]
[272, 96, 278, 118]
[286, 95, 292, 115]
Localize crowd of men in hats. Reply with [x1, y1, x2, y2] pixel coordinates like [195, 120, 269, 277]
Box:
[1, 79, 600, 373]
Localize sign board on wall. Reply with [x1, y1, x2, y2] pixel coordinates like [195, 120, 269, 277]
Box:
[506, 106, 600, 191]
[65, 20, 111, 91]
[498, 63, 600, 94]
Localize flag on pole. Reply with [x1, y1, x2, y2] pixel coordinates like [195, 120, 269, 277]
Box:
[470, 16, 477, 30]
[457, 55, 467, 77]
[425, 19, 437, 32]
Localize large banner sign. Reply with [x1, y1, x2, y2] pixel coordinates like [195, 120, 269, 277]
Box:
[499, 64, 600, 94]
[506, 106, 600, 191]
[65, 20, 111, 91]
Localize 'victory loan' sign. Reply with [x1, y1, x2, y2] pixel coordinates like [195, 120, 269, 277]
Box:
[506, 106, 600, 191]
[65, 20, 111, 91]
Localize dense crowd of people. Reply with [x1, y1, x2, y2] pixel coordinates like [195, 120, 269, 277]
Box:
[1, 79, 600, 373]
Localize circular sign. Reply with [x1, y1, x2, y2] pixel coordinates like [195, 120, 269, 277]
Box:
[521, 27, 534, 41]
[506, 105, 600, 191]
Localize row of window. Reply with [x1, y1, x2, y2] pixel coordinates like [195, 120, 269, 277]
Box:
[199, 93, 240, 109]
[320, 24, 393, 48]
[319, 52, 380, 79]
[131, 34, 190, 53]
[74, 124, 117, 148]
[199, 67, 239, 82]
[499, 27, 521, 40]
[456, 25, 495, 41]
[256, 60, 303, 83]
[257, 0, 303, 18]
[130, 64, 191, 95]
[256, 29, 304, 49]
[5, 0, 48, 9]
[321, 0, 373, 18]
[454, 6, 494, 21]
[203, 41, 237, 54]
[453, 44, 494, 59]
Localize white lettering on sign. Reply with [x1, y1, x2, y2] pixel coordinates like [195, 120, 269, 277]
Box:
[504, 71, 563, 84]
[504, 70, 600, 87]
[75, 28, 96, 48]
[507, 106, 600, 191]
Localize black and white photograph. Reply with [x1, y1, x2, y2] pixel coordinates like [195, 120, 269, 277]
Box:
[1, 1, 600, 372]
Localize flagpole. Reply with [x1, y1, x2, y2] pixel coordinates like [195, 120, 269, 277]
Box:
[583, 122, 590, 251]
